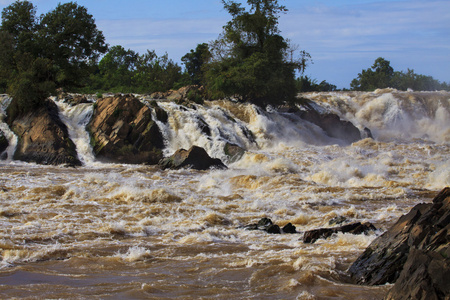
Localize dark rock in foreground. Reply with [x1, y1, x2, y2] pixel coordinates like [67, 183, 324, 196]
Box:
[87, 95, 165, 164]
[159, 146, 227, 171]
[303, 222, 377, 243]
[9, 100, 81, 166]
[349, 187, 450, 300]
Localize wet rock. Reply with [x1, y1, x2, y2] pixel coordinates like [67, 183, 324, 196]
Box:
[294, 102, 362, 144]
[348, 187, 450, 300]
[87, 95, 165, 164]
[243, 218, 297, 234]
[0, 130, 8, 159]
[303, 222, 376, 244]
[329, 216, 347, 226]
[267, 224, 281, 234]
[224, 143, 245, 163]
[282, 223, 297, 234]
[8, 100, 81, 166]
[159, 146, 227, 171]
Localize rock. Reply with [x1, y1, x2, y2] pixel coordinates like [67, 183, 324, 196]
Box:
[224, 143, 245, 163]
[282, 223, 297, 234]
[0, 130, 8, 159]
[348, 187, 450, 299]
[9, 100, 81, 166]
[159, 146, 227, 170]
[303, 222, 376, 244]
[267, 224, 281, 234]
[243, 218, 296, 234]
[295, 102, 362, 144]
[87, 94, 165, 164]
[329, 216, 347, 226]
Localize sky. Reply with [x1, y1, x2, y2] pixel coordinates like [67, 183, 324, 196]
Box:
[1, 0, 449, 89]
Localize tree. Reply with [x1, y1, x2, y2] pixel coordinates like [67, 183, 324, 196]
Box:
[39, 2, 107, 89]
[97, 45, 139, 92]
[351, 57, 394, 91]
[204, 0, 309, 106]
[0, 1, 107, 120]
[181, 43, 211, 85]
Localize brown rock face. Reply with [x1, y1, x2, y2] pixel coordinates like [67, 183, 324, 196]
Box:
[10, 100, 81, 166]
[349, 187, 450, 300]
[87, 95, 165, 164]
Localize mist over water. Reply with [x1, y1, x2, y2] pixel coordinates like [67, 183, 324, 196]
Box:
[0, 90, 448, 299]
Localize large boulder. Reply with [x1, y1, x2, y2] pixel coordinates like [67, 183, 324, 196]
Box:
[349, 187, 450, 300]
[159, 146, 226, 170]
[87, 95, 165, 164]
[9, 100, 81, 166]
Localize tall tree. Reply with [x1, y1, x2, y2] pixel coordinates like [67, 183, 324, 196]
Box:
[351, 57, 394, 91]
[181, 43, 211, 85]
[205, 0, 309, 106]
[0, 1, 107, 120]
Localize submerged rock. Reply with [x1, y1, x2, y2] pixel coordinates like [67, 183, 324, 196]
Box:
[9, 100, 81, 166]
[349, 187, 450, 300]
[159, 146, 227, 170]
[87, 94, 165, 164]
[303, 222, 376, 243]
[224, 143, 246, 163]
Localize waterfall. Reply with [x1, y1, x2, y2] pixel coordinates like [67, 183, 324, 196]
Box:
[55, 99, 97, 166]
[0, 95, 18, 161]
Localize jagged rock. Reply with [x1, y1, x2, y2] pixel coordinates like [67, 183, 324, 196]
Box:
[329, 216, 348, 226]
[9, 100, 81, 166]
[87, 94, 165, 164]
[348, 187, 450, 300]
[303, 222, 377, 244]
[159, 146, 227, 170]
[0, 130, 8, 159]
[224, 143, 245, 163]
[267, 224, 281, 234]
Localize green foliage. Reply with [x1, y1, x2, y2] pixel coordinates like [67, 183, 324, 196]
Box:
[84, 47, 183, 94]
[181, 43, 211, 85]
[0, 0, 107, 120]
[204, 0, 310, 107]
[296, 76, 337, 92]
[351, 57, 449, 91]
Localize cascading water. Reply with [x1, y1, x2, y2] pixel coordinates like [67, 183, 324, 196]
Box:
[54, 98, 97, 166]
[0, 90, 449, 299]
[0, 95, 18, 161]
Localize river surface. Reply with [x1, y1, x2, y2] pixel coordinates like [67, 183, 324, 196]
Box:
[0, 89, 449, 299]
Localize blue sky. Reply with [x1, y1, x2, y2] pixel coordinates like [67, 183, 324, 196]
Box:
[1, 0, 449, 88]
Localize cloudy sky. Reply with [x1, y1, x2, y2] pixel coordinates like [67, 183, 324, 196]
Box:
[1, 0, 449, 88]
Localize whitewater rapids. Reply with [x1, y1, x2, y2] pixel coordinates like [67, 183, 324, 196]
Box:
[0, 89, 448, 299]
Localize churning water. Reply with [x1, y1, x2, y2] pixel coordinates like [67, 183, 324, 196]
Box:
[0, 89, 449, 299]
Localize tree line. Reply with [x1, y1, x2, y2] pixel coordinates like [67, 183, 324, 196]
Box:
[0, 0, 448, 120]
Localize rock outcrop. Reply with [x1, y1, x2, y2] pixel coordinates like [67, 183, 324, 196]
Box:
[349, 187, 450, 300]
[159, 146, 227, 170]
[303, 222, 377, 243]
[9, 100, 81, 166]
[87, 94, 165, 164]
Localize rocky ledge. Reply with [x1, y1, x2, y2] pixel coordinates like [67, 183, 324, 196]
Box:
[8, 100, 81, 166]
[349, 187, 450, 300]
